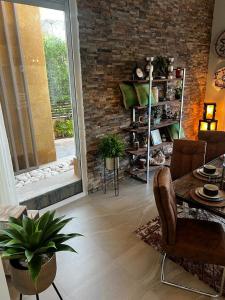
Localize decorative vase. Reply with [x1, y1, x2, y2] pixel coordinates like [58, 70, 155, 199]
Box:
[152, 87, 159, 103]
[10, 254, 56, 295]
[176, 68, 183, 78]
[105, 157, 119, 171]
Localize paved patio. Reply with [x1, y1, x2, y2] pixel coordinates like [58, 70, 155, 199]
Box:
[55, 137, 75, 160]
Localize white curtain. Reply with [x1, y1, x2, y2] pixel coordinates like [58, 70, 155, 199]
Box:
[0, 105, 18, 205]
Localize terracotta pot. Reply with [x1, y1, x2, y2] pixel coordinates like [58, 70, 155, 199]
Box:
[10, 254, 56, 295]
[105, 157, 119, 170]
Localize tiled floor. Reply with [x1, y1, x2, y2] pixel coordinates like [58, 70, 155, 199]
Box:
[9, 178, 224, 300]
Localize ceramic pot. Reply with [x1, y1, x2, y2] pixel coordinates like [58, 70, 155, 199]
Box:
[105, 157, 119, 171]
[10, 254, 56, 295]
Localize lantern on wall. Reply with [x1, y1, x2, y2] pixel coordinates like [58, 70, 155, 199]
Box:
[199, 120, 218, 131]
[203, 103, 216, 120]
[199, 102, 218, 131]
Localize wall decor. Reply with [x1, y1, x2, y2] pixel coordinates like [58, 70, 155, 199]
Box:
[214, 67, 225, 89]
[215, 30, 225, 58]
[132, 64, 145, 80]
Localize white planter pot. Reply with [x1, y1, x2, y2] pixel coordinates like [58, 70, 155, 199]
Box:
[105, 157, 119, 171]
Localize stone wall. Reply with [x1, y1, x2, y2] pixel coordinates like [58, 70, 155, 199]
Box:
[77, 0, 215, 191]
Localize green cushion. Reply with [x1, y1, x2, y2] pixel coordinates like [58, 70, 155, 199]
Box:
[167, 123, 185, 140]
[134, 83, 156, 107]
[119, 84, 138, 109]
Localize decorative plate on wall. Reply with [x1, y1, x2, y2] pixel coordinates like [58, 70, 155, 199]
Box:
[214, 67, 225, 89]
[215, 30, 225, 58]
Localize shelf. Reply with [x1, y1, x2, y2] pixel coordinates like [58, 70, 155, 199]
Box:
[123, 78, 183, 84]
[126, 142, 173, 156]
[126, 147, 147, 156]
[124, 120, 179, 133]
[123, 67, 185, 184]
[153, 119, 179, 130]
[134, 100, 181, 110]
[127, 158, 171, 182]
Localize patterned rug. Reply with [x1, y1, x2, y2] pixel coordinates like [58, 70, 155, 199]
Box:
[135, 212, 225, 295]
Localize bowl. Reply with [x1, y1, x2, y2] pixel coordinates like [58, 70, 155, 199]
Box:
[203, 184, 219, 197]
[203, 165, 217, 175]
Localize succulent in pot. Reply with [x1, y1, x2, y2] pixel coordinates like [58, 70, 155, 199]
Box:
[99, 134, 125, 170]
[0, 211, 82, 295]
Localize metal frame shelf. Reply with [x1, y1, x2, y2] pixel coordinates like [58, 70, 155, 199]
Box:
[124, 67, 186, 183]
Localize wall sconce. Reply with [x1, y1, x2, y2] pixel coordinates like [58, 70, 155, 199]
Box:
[203, 103, 216, 120]
[199, 119, 218, 131]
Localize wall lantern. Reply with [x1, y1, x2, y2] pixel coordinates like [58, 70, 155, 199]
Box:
[199, 102, 218, 131]
[203, 103, 216, 120]
[199, 120, 218, 131]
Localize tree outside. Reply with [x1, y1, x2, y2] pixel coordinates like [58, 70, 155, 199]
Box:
[43, 35, 73, 138]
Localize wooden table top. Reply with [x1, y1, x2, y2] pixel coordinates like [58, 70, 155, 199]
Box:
[173, 156, 225, 219]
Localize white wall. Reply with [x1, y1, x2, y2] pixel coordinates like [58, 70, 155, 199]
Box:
[205, 0, 225, 130]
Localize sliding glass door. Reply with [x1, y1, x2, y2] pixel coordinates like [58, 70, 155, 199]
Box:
[0, 0, 84, 204]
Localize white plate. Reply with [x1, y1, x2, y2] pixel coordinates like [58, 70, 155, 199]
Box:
[195, 187, 224, 202]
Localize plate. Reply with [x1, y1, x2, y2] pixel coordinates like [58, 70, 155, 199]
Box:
[197, 168, 221, 178]
[195, 187, 224, 202]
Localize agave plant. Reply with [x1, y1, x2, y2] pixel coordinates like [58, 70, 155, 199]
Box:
[0, 211, 82, 282]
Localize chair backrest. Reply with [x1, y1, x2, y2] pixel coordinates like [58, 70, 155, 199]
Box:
[170, 139, 206, 181]
[198, 131, 225, 163]
[153, 167, 177, 246]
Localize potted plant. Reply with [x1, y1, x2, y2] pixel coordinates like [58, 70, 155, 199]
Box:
[99, 134, 125, 170]
[0, 211, 82, 296]
[152, 56, 170, 79]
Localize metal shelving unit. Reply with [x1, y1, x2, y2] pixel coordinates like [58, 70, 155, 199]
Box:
[124, 66, 186, 183]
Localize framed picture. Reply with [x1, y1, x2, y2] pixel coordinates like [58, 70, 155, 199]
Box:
[151, 129, 162, 146]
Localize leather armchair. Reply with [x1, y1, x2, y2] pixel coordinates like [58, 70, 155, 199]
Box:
[170, 139, 206, 181]
[154, 167, 225, 297]
[198, 131, 225, 163]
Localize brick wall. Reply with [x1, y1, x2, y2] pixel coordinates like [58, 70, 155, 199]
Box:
[77, 0, 215, 191]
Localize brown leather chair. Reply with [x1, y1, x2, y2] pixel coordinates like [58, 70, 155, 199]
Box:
[154, 167, 225, 297]
[198, 131, 225, 163]
[170, 139, 207, 181]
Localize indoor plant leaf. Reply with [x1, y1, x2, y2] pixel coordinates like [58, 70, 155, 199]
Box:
[25, 250, 35, 263]
[28, 256, 42, 282]
[55, 244, 77, 253]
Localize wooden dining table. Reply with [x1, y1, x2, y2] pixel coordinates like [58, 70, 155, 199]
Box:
[173, 156, 225, 219]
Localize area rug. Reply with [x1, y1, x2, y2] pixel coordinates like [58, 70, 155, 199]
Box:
[135, 212, 225, 295]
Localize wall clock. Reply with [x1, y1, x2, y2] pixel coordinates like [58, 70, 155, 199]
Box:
[134, 67, 144, 80]
[215, 30, 225, 58]
[214, 67, 225, 89]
